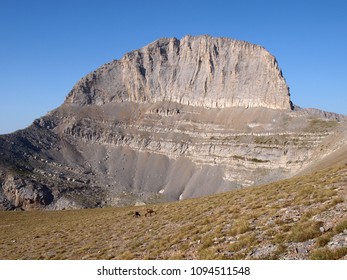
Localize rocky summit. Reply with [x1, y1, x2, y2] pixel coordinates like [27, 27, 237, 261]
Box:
[1, 35, 346, 210]
[66, 35, 291, 110]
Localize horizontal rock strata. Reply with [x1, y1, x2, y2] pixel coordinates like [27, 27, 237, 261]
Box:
[0, 35, 346, 210]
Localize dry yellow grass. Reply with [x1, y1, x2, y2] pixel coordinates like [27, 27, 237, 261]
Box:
[0, 164, 346, 260]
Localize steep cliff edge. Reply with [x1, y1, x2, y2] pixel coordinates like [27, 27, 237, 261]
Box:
[0, 35, 346, 210]
[65, 35, 292, 110]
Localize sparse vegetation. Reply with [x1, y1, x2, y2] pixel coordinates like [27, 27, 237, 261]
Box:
[305, 119, 338, 133]
[0, 164, 346, 260]
[310, 247, 347, 260]
[334, 219, 347, 234]
[288, 220, 323, 242]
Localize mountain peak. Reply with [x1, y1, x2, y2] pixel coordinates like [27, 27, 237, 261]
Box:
[66, 35, 292, 110]
[6, 36, 345, 212]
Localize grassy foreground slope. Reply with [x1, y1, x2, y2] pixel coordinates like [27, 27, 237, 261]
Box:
[0, 165, 346, 260]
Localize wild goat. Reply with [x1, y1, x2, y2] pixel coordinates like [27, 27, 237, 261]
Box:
[145, 208, 156, 217]
[133, 211, 141, 218]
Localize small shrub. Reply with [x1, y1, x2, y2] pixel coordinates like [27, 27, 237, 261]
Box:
[331, 197, 344, 205]
[315, 234, 332, 248]
[229, 219, 251, 236]
[198, 247, 218, 259]
[229, 234, 257, 253]
[334, 219, 347, 234]
[310, 247, 347, 260]
[288, 221, 323, 242]
[200, 236, 214, 249]
[272, 243, 287, 259]
[273, 232, 288, 244]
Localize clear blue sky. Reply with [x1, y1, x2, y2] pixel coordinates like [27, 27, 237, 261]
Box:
[1, 0, 346, 134]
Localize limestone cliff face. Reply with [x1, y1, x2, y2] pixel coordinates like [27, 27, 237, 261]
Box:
[1, 36, 346, 211]
[66, 35, 291, 110]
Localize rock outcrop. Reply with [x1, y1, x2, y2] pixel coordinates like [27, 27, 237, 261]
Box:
[0, 35, 346, 210]
[2, 175, 53, 210]
[66, 35, 292, 110]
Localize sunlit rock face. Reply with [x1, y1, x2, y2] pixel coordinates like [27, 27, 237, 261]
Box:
[66, 35, 292, 110]
[1, 35, 346, 210]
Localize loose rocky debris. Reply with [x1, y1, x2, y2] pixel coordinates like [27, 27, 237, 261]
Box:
[1, 36, 347, 210]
